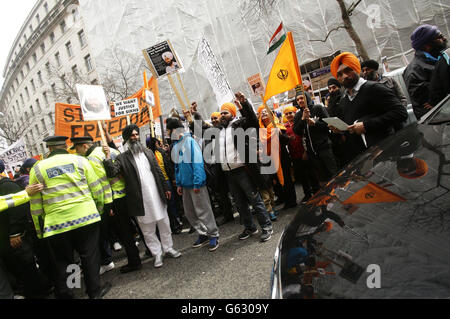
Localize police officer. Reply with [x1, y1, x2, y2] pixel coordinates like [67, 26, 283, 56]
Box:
[71, 136, 115, 275]
[28, 136, 111, 299]
[70, 136, 142, 274]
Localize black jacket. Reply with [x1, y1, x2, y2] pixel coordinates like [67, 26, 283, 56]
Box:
[0, 178, 31, 256]
[293, 104, 332, 154]
[103, 148, 170, 216]
[403, 51, 437, 119]
[429, 56, 450, 106]
[339, 81, 408, 161]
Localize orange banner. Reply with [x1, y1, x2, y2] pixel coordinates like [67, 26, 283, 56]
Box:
[342, 182, 406, 205]
[55, 77, 161, 141]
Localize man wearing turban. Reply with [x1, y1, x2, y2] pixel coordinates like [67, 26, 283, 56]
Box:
[329, 52, 408, 163]
[403, 24, 448, 119]
[217, 92, 273, 242]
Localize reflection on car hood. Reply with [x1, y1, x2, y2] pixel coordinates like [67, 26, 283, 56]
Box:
[278, 122, 450, 299]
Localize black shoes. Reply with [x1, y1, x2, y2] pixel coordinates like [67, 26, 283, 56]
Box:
[216, 216, 234, 226]
[238, 228, 259, 240]
[120, 263, 142, 274]
[93, 282, 112, 299]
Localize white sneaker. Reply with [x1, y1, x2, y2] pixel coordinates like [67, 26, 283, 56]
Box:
[154, 255, 163, 268]
[113, 242, 122, 251]
[100, 262, 115, 275]
[135, 241, 139, 247]
[165, 248, 181, 258]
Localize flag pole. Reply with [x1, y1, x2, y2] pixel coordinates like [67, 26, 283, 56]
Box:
[167, 73, 192, 123]
[143, 71, 155, 138]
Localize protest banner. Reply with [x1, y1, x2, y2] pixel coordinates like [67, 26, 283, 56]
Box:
[247, 73, 265, 96]
[142, 40, 181, 78]
[197, 36, 234, 108]
[76, 84, 111, 121]
[55, 77, 161, 143]
[114, 98, 140, 117]
[0, 139, 28, 175]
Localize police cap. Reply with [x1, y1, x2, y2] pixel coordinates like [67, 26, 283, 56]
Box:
[70, 136, 94, 149]
[44, 136, 68, 147]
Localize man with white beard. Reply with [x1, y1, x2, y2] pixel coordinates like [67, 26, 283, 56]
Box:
[103, 124, 181, 268]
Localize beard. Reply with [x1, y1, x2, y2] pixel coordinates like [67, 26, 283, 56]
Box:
[342, 76, 359, 89]
[128, 139, 144, 154]
[365, 71, 378, 81]
[220, 116, 232, 127]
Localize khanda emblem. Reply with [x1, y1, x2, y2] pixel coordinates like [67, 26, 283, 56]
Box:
[277, 69, 289, 80]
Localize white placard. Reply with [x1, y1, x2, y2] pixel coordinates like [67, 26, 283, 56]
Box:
[0, 139, 28, 174]
[145, 90, 155, 107]
[197, 36, 234, 107]
[323, 117, 349, 131]
[76, 84, 111, 121]
[114, 98, 140, 117]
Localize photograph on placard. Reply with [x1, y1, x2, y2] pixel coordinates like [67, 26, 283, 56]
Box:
[247, 73, 265, 96]
[143, 40, 181, 78]
[76, 84, 111, 121]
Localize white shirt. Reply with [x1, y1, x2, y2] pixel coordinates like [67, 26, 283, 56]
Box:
[219, 119, 245, 171]
[345, 78, 367, 101]
[132, 151, 167, 224]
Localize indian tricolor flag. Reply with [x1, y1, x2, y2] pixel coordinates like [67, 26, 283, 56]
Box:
[267, 22, 286, 54]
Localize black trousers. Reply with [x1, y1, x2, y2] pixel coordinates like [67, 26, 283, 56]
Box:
[47, 222, 101, 299]
[112, 197, 142, 266]
[292, 158, 320, 198]
[309, 148, 338, 183]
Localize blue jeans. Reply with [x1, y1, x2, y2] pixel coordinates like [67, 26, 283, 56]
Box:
[224, 167, 272, 231]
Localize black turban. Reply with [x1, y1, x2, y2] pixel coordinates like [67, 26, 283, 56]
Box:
[122, 124, 140, 144]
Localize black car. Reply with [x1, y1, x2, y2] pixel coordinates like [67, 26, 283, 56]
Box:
[271, 95, 450, 299]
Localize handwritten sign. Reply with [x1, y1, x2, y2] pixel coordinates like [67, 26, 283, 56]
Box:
[0, 139, 28, 174]
[114, 98, 140, 117]
[198, 36, 234, 107]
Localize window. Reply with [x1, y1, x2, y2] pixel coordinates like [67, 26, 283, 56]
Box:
[40, 43, 45, 55]
[20, 94, 24, 105]
[66, 41, 73, 57]
[25, 87, 30, 100]
[45, 62, 50, 75]
[37, 71, 43, 84]
[20, 70, 24, 81]
[29, 25, 33, 33]
[54, 52, 61, 67]
[41, 119, 46, 133]
[91, 79, 98, 85]
[49, 32, 55, 44]
[26, 62, 30, 72]
[36, 14, 40, 25]
[36, 99, 41, 111]
[71, 65, 79, 76]
[44, 2, 48, 13]
[31, 79, 36, 93]
[60, 20, 66, 33]
[84, 54, 93, 72]
[23, 34, 27, 42]
[78, 30, 86, 47]
[30, 105, 34, 116]
[72, 7, 79, 23]
[35, 124, 39, 135]
[43, 92, 48, 104]
[32, 53, 37, 63]
[49, 113, 54, 125]
[51, 83, 56, 97]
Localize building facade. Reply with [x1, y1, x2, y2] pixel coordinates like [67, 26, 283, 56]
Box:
[0, 0, 99, 156]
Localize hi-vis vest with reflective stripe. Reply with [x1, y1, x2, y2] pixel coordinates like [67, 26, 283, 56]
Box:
[88, 147, 126, 200]
[29, 153, 104, 239]
[87, 147, 113, 205]
[0, 190, 29, 213]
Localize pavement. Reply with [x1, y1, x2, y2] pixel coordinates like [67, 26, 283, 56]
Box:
[73, 186, 304, 299]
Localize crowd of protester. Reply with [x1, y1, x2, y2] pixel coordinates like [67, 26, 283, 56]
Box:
[0, 24, 447, 299]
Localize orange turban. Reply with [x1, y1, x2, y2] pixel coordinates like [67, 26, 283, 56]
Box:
[283, 106, 297, 114]
[257, 104, 266, 115]
[220, 103, 237, 117]
[330, 52, 361, 79]
[211, 112, 221, 119]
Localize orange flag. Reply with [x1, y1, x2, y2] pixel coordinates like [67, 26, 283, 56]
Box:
[263, 32, 302, 102]
[342, 182, 406, 205]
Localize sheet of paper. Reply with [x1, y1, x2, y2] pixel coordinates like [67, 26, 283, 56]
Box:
[323, 117, 349, 131]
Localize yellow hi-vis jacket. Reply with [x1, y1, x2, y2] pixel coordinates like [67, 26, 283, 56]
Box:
[86, 147, 114, 206]
[29, 150, 105, 239]
[0, 190, 30, 213]
[89, 147, 126, 200]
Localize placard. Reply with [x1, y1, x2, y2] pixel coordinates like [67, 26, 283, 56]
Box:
[76, 84, 111, 121]
[247, 73, 265, 95]
[198, 36, 234, 107]
[143, 40, 181, 78]
[114, 98, 139, 117]
[0, 139, 28, 175]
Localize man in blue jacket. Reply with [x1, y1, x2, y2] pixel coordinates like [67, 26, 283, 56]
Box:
[166, 118, 220, 251]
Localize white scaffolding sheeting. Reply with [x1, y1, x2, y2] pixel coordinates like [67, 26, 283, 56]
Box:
[78, 0, 449, 118]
